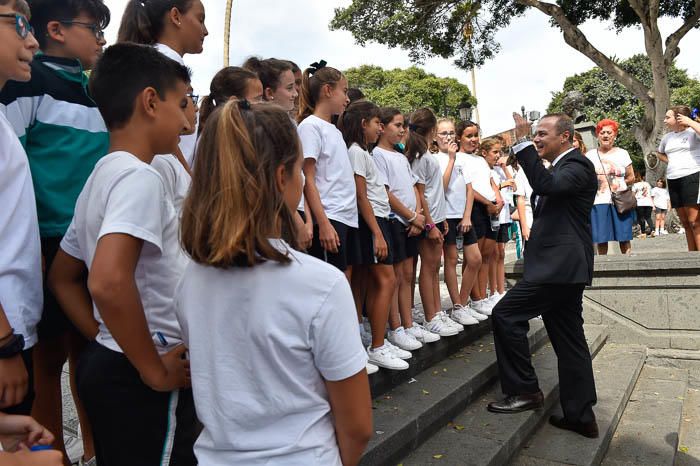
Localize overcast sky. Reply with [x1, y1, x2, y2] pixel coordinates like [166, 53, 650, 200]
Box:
[102, 0, 700, 135]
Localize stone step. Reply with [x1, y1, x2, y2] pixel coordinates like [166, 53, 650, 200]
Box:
[601, 365, 688, 466]
[676, 385, 700, 466]
[512, 344, 645, 466]
[361, 320, 549, 466]
[369, 320, 492, 398]
[398, 324, 608, 466]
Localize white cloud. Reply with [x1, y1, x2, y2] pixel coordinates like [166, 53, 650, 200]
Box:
[103, 0, 700, 135]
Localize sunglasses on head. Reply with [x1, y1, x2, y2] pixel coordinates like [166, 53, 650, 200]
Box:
[0, 13, 34, 39]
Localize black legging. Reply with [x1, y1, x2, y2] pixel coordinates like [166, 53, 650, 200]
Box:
[636, 206, 653, 234]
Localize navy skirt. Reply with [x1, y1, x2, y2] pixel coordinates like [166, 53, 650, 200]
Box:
[591, 203, 633, 243]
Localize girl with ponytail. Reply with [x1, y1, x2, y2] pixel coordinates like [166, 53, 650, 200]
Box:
[407, 109, 464, 338]
[118, 0, 208, 168]
[198, 66, 263, 132]
[296, 61, 358, 276]
[177, 100, 372, 465]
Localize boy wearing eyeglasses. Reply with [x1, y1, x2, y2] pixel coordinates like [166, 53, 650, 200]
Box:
[0, 0, 110, 464]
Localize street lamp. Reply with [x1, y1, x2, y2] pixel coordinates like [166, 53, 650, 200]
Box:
[459, 101, 473, 121]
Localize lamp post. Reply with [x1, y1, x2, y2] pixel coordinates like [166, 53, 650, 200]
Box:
[459, 100, 473, 121]
[224, 0, 233, 66]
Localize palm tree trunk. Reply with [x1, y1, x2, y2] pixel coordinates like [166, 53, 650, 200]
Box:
[224, 0, 233, 66]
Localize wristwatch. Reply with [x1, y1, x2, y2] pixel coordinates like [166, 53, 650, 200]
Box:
[425, 223, 436, 231]
[516, 136, 530, 145]
[0, 333, 25, 359]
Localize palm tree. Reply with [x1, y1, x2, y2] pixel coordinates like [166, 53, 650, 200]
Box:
[224, 0, 233, 66]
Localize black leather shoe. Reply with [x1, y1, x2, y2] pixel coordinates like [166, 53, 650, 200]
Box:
[549, 415, 599, 438]
[487, 391, 544, 413]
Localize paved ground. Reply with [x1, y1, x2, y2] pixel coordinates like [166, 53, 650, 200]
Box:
[57, 230, 692, 461]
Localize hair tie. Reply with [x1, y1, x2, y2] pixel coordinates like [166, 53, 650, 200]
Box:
[408, 124, 418, 131]
[238, 99, 251, 110]
[309, 60, 327, 75]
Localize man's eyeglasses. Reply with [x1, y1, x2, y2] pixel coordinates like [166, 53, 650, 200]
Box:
[58, 20, 105, 41]
[0, 13, 34, 39]
[437, 131, 456, 138]
[187, 93, 199, 106]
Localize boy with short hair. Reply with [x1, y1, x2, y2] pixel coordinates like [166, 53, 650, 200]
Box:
[0, 1, 63, 465]
[0, 0, 110, 463]
[48, 42, 196, 466]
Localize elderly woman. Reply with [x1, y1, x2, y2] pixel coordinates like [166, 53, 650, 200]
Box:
[657, 105, 700, 251]
[585, 119, 635, 255]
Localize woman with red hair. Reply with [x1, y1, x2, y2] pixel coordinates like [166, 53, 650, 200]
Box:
[585, 119, 635, 254]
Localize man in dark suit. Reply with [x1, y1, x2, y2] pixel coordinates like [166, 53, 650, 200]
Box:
[487, 112, 599, 439]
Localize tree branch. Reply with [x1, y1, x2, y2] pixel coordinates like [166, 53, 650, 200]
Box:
[515, 0, 653, 107]
[664, 0, 700, 66]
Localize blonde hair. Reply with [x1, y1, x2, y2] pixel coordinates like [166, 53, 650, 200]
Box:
[479, 137, 502, 157]
[431, 117, 455, 153]
[182, 101, 300, 267]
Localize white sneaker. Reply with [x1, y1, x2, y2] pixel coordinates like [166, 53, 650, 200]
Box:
[465, 303, 488, 321]
[489, 291, 505, 305]
[450, 305, 479, 326]
[368, 345, 409, 370]
[366, 362, 379, 375]
[425, 312, 459, 337]
[661, 229, 668, 235]
[412, 306, 425, 324]
[387, 326, 423, 351]
[471, 299, 493, 316]
[406, 323, 441, 343]
[444, 311, 465, 332]
[385, 339, 412, 359]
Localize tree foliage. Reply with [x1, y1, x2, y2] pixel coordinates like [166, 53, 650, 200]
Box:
[344, 65, 476, 118]
[547, 54, 698, 170]
[331, 0, 698, 70]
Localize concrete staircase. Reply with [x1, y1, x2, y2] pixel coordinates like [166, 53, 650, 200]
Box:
[362, 318, 691, 465]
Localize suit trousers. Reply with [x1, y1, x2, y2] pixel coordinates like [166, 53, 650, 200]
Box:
[492, 280, 597, 424]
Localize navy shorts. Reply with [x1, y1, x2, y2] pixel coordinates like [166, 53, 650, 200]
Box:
[356, 216, 394, 265]
[445, 218, 478, 246]
[308, 219, 361, 271]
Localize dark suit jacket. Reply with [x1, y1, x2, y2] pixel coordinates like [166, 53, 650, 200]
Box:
[517, 145, 597, 285]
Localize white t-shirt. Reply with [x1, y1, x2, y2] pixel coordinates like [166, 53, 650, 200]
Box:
[435, 152, 472, 219]
[60, 151, 186, 354]
[151, 155, 191, 215]
[513, 166, 534, 229]
[373, 146, 418, 225]
[651, 187, 670, 210]
[298, 115, 358, 227]
[462, 152, 496, 202]
[658, 128, 700, 179]
[632, 181, 654, 207]
[585, 148, 633, 205]
[412, 152, 447, 223]
[492, 166, 513, 224]
[348, 143, 390, 218]
[154, 43, 198, 168]
[0, 113, 42, 348]
[175, 240, 367, 466]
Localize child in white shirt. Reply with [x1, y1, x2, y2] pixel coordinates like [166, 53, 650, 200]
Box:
[48, 44, 195, 466]
[652, 178, 671, 235]
[176, 100, 372, 466]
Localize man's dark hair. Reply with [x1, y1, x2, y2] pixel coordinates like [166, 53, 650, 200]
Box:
[89, 43, 190, 130]
[542, 113, 575, 143]
[28, 0, 110, 49]
[347, 88, 365, 103]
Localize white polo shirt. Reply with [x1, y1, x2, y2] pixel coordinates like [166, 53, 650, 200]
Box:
[462, 152, 496, 201]
[658, 128, 700, 180]
[373, 146, 418, 225]
[61, 151, 186, 354]
[175, 240, 367, 466]
[348, 143, 391, 218]
[298, 115, 358, 227]
[435, 152, 473, 219]
[0, 113, 42, 348]
[412, 152, 447, 223]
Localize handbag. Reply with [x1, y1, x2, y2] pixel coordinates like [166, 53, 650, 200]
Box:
[595, 150, 637, 215]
